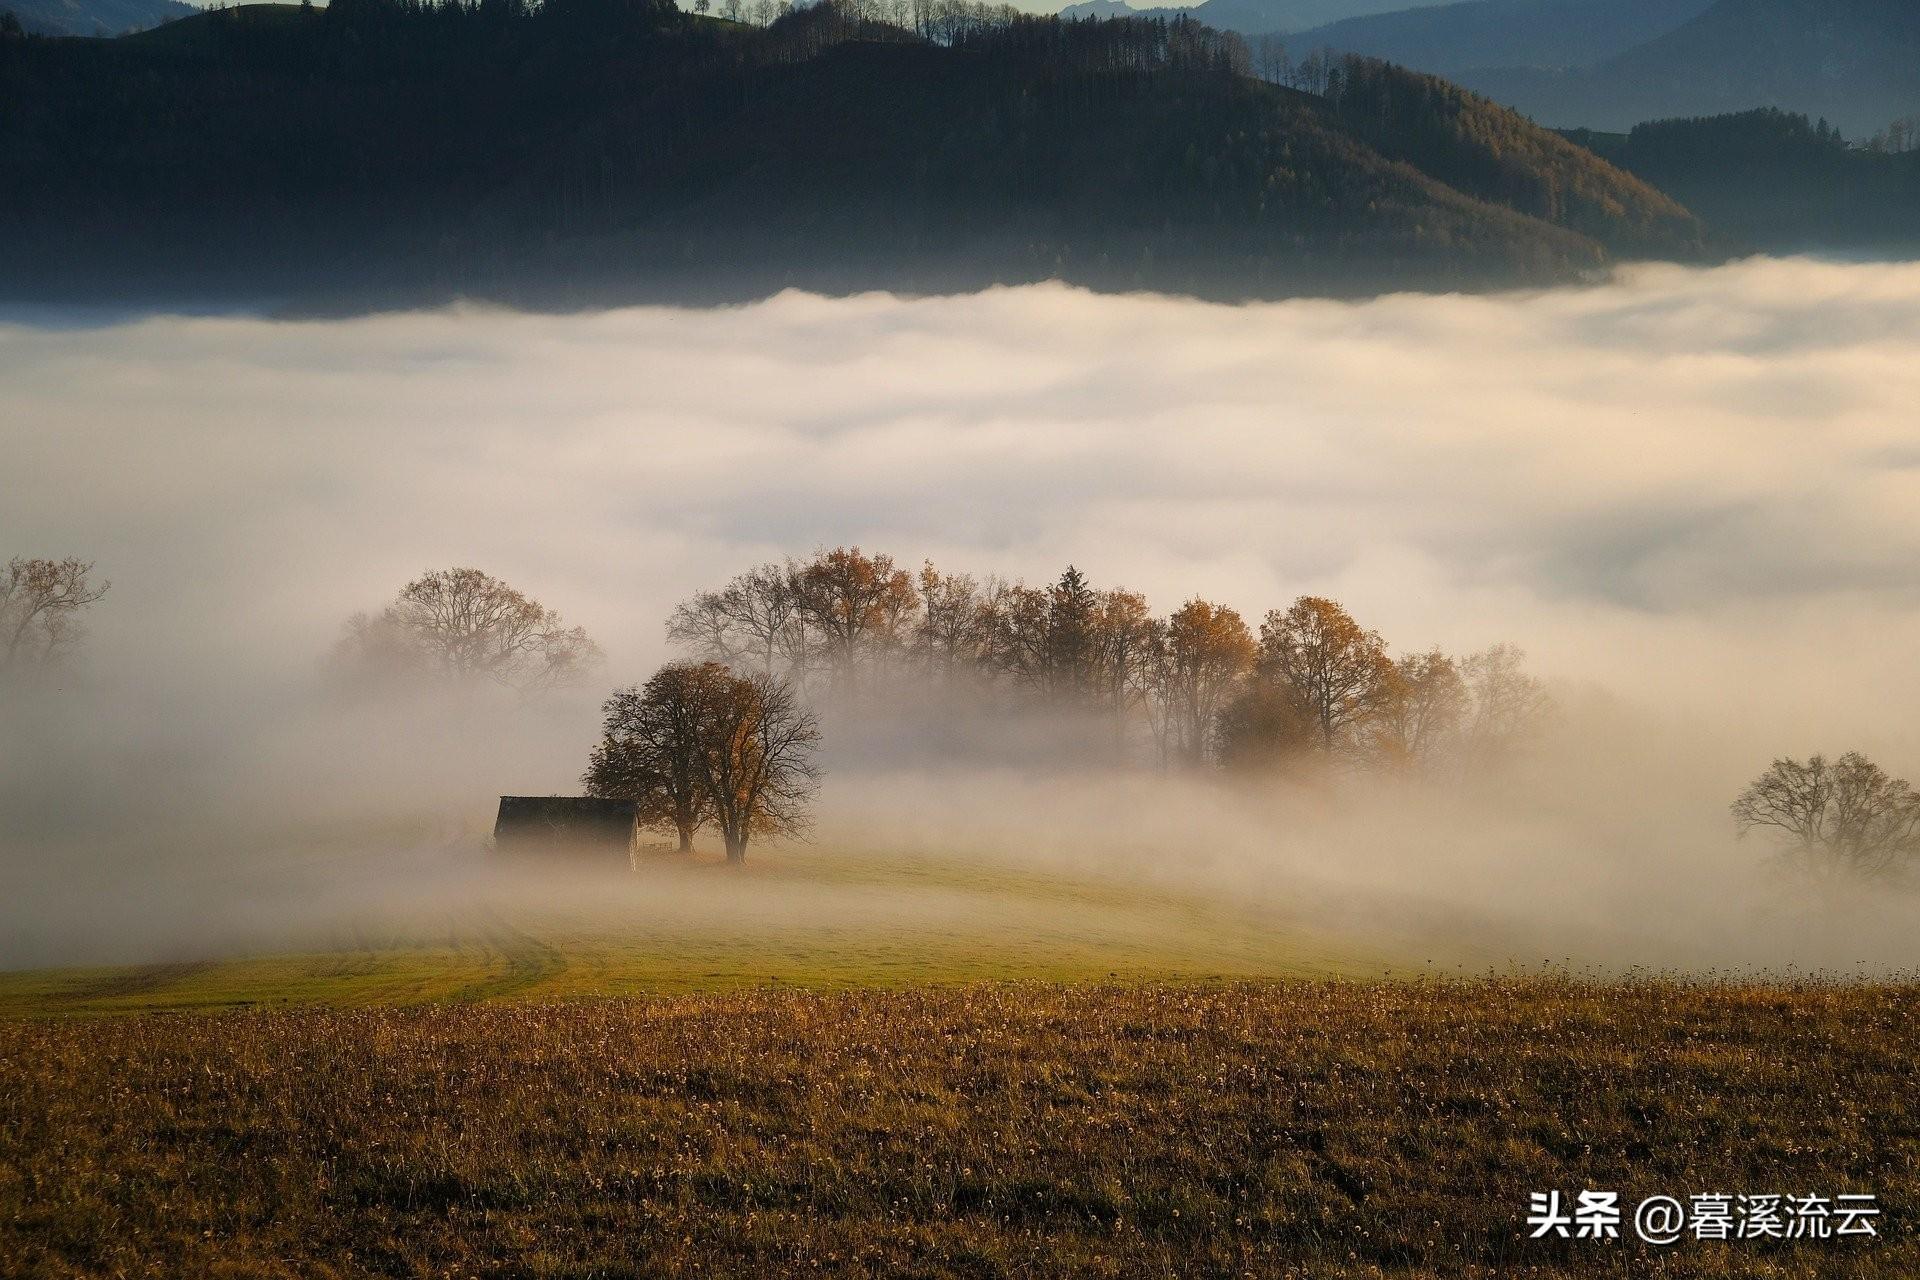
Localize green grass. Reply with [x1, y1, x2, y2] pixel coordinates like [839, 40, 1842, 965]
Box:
[0, 847, 1437, 1017]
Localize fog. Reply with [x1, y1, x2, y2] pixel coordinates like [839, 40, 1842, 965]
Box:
[5, 255, 1920, 974]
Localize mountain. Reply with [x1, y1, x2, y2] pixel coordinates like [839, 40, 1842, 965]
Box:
[1283, 0, 1714, 77]
[1460, 0, 1920, 136]
[1056, 0, 1411, 37]
[1, 0, 191, 36]
[0, 0, 1707, 307]
[1566, 109, 1920, 252]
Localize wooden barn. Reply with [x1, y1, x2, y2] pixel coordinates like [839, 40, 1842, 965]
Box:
[493, 796, 639, 869]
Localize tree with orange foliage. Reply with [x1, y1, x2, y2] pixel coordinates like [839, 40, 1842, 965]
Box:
[1150, 599, 1255, 766]
[1254, 596, 1394, 755]
[789, 547, 918, 693]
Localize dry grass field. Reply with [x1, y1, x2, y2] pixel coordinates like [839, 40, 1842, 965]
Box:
[3, 979, 1915, 1279]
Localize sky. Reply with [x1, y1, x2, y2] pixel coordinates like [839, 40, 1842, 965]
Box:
[5, 254, 1920, 970]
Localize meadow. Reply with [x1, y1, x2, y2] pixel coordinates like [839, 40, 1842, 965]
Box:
[3, 979, 1915, 1278]
[0, 849, 1409, 1017]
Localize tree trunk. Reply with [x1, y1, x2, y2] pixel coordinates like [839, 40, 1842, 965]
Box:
[676, 825, 694, 854]
[724, 831, 748, 864]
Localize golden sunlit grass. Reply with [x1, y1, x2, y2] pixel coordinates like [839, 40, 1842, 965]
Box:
[0, 848, 1419, 1017]
[3, 980, 1915, 1278]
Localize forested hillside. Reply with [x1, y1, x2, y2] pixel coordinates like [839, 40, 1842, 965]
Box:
[0, 0, 1707, 307]
[1566, 109, 1920, 252]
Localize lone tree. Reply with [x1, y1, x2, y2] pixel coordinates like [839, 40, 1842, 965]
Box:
[1, 557, 110, 676]
[584, 661, 821, 863]
[694, 668, 821, 863]
[584, 665, 716, 853]
[1732, 752, 1920, 877]
[335, 567, 602, 694]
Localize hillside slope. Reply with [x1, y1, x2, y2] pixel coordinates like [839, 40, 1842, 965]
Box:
[1461, 0, 1920, 135]
[1567, 108, 1920, 253]
[0, 2, 1707, 306]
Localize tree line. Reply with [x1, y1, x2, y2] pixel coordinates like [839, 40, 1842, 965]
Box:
[13, 551, 1920, 880]
[665, 546, 1549, 776]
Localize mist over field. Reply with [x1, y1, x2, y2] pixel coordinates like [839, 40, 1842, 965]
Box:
[5, 255, 1920, 973]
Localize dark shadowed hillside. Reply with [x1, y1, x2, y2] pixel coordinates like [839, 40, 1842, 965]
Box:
[1462, 0, 1920, 136]
[1566, 109, 1920, 253]
[0, 0, 1707, 308]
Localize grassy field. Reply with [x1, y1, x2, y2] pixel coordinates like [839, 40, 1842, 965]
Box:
[0, 848, 1428, 1017]
[2, 979, 1915, 1278]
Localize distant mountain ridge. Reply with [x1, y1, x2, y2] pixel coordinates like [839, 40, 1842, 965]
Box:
[1284, 0, 1715, 76]
[2, 0, 191, 36]
[0, 1, 1706, 307]
[1460, 0, 1920, 135]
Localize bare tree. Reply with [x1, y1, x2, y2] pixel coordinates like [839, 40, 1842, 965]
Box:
[1733, 752, 1920, 878]
[1255, 596, 1395, 754]
[335, 567, 602, 694]
[1458, 643, 1549, 771]
[913, 562, 995, 683]
[692, 668, 822, 863]
[583, 667, 718, 853]
[667, 562, 808, 680]
[0, 557, 110, 676]
[1252, 33, 1288, 83]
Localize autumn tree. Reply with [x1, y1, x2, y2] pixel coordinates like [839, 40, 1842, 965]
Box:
[691, 668, 822, 862]
[335, 567, 602, 694]
[583, 665, 718, 852]
[1150, 598, 1256, 766]
[1733, 752, 1920, 878]
[0, 557, 110, 677]
[1090, 587, 1156, 740]
[1215, 682, 1316, 771]
[1370, 648, 1468, 773]
[789, 547, 918, 693]
[1254, 596, 1395, 754]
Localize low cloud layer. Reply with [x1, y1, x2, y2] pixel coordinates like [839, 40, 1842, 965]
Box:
[5, 256, 1920, 971]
